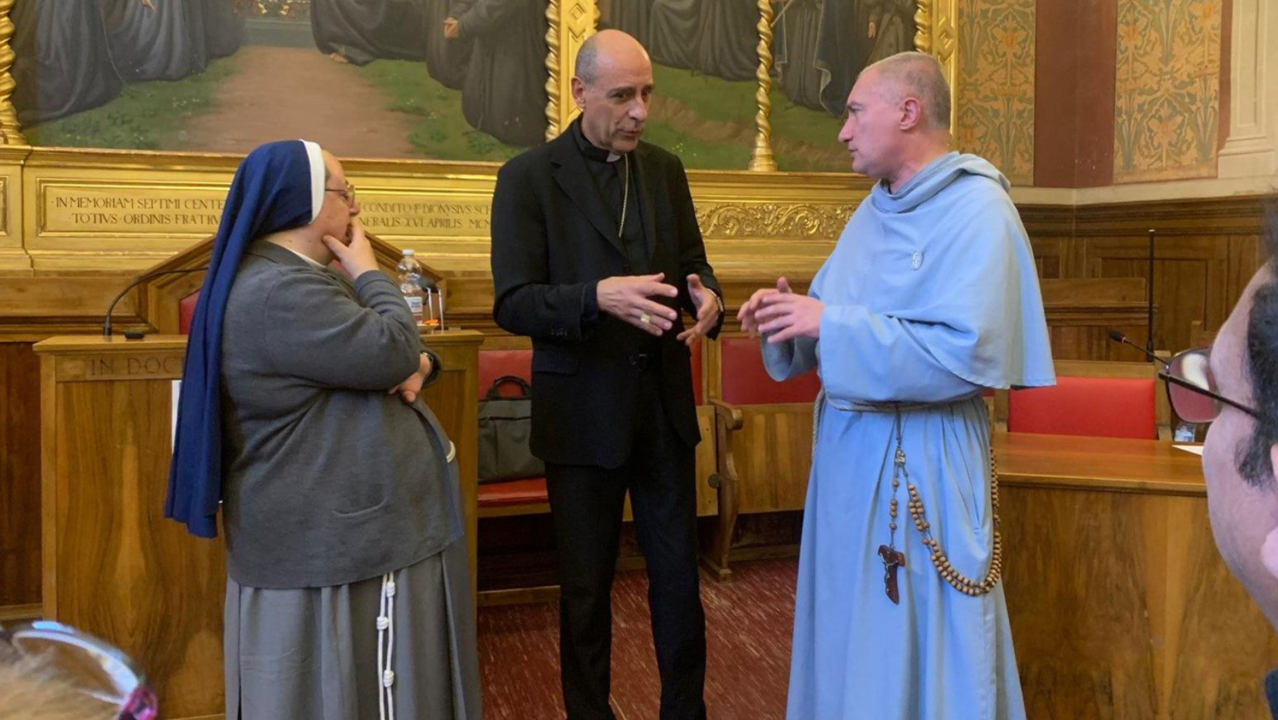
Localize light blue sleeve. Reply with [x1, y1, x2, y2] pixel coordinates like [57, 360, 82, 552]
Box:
[815, 304, 983, 403]
[761, 267, 824, 381]
[814, 192, 1052, 403]
[762, 334, 819, 381]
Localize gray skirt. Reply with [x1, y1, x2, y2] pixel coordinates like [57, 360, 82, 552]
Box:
[225, 537, 479, 720]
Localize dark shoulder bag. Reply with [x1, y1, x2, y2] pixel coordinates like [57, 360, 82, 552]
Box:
[478, 376, 545, 483]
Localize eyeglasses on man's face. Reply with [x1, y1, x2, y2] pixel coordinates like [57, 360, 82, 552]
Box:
[1160, 347, 1260, 423]
[325, 181, 356, 205]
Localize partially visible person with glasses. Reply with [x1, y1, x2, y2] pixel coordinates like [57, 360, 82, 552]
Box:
[0, 620, 157, 720]
[1166, 199, 1278, 718]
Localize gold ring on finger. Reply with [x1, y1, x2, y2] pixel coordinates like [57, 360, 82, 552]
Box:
[639, 312, 652, 325]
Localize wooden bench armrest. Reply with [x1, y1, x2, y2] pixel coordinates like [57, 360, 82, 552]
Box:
[702, 399, 743, 581]
[709, 399, 744, 431]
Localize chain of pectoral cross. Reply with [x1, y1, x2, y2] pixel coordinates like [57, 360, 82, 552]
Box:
[878, 411, 1005, 605]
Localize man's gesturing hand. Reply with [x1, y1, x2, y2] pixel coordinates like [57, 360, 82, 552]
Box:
[676, 274, 720, 347]
[597, 273, 679, 337]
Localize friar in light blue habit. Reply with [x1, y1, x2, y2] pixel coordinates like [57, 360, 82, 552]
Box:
[742, 52, 1054, 720]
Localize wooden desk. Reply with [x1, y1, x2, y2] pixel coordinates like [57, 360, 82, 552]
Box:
[992, 432, 1278, 720]
[994, 432, 1204, 495]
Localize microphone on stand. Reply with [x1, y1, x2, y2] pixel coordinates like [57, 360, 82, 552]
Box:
[1146, 228, 1156, 358]
[1107, 328, 1169, 368]
[102, 267, 209, 338]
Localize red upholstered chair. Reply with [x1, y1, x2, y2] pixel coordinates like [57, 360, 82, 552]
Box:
[1003, 359, 1168, 440]
[705, 336, 822, 579]
[179, 291, 200, 335]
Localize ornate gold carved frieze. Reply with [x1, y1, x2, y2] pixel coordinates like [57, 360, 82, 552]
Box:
[695, 202, 853, 240]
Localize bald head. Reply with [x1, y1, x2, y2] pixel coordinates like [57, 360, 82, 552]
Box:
[575, 29, 651, 86]
[572, 29, 654, 154]
[860, 51, 951, 131]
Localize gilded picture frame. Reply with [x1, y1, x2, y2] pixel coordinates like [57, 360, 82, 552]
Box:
[0, 0, 956, 169]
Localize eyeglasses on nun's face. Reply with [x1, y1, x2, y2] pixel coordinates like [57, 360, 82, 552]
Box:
[0, 620, 158, 720]
[1160, 347, 1260, 424]
[324, 181, 357, 206]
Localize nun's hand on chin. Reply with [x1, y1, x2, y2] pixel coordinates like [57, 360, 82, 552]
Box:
[322, 220, 378, 278]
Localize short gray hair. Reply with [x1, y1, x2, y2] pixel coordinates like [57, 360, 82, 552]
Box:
[863, 51, 951, 130]
[576, 34, 603, 84]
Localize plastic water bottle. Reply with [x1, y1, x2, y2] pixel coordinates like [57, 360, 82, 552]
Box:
[1173, 421, 1197, 442]
[396, 249, 424, 325]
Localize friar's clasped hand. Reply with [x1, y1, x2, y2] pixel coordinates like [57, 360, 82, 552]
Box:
[738, 277, 824, 342]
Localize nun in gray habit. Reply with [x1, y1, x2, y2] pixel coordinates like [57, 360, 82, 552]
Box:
[166, 139, 480, 720]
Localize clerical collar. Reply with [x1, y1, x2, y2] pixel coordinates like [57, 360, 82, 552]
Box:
[572, 119, 623, 163]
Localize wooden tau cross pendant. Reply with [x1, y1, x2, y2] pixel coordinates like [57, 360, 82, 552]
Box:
[878, 544, 906, 605]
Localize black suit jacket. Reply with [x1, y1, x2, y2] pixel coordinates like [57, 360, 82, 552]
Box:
[490, 129, 723, 468]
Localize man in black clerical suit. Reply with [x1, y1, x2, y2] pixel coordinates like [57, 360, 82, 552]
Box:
[489, 29, 723, 720]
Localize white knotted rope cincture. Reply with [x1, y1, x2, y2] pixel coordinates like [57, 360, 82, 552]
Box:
[377, 440, 455, 720]
[377, 572, 397, 720]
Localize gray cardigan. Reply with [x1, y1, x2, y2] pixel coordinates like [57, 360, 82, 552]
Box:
[219, 242, 462, 588]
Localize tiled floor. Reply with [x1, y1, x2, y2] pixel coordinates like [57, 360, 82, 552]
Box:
[478, 558, 798, 720]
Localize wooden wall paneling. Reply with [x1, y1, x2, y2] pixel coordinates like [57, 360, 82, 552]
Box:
[1083, 235, 1231, 356]
[1073, 198, 1268, 238]
[1040, 278, 1151, 361]
[1044, 315, 1150, 362]
[0, 342, 40, 609]
[1022, 204, 1080, 278]
[0, 273, 139, 340]
[1029, 236, 1068, 279]
[1226, 232, 1268, 323]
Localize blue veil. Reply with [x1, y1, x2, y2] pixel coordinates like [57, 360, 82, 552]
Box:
[165, 139, 324, 538]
